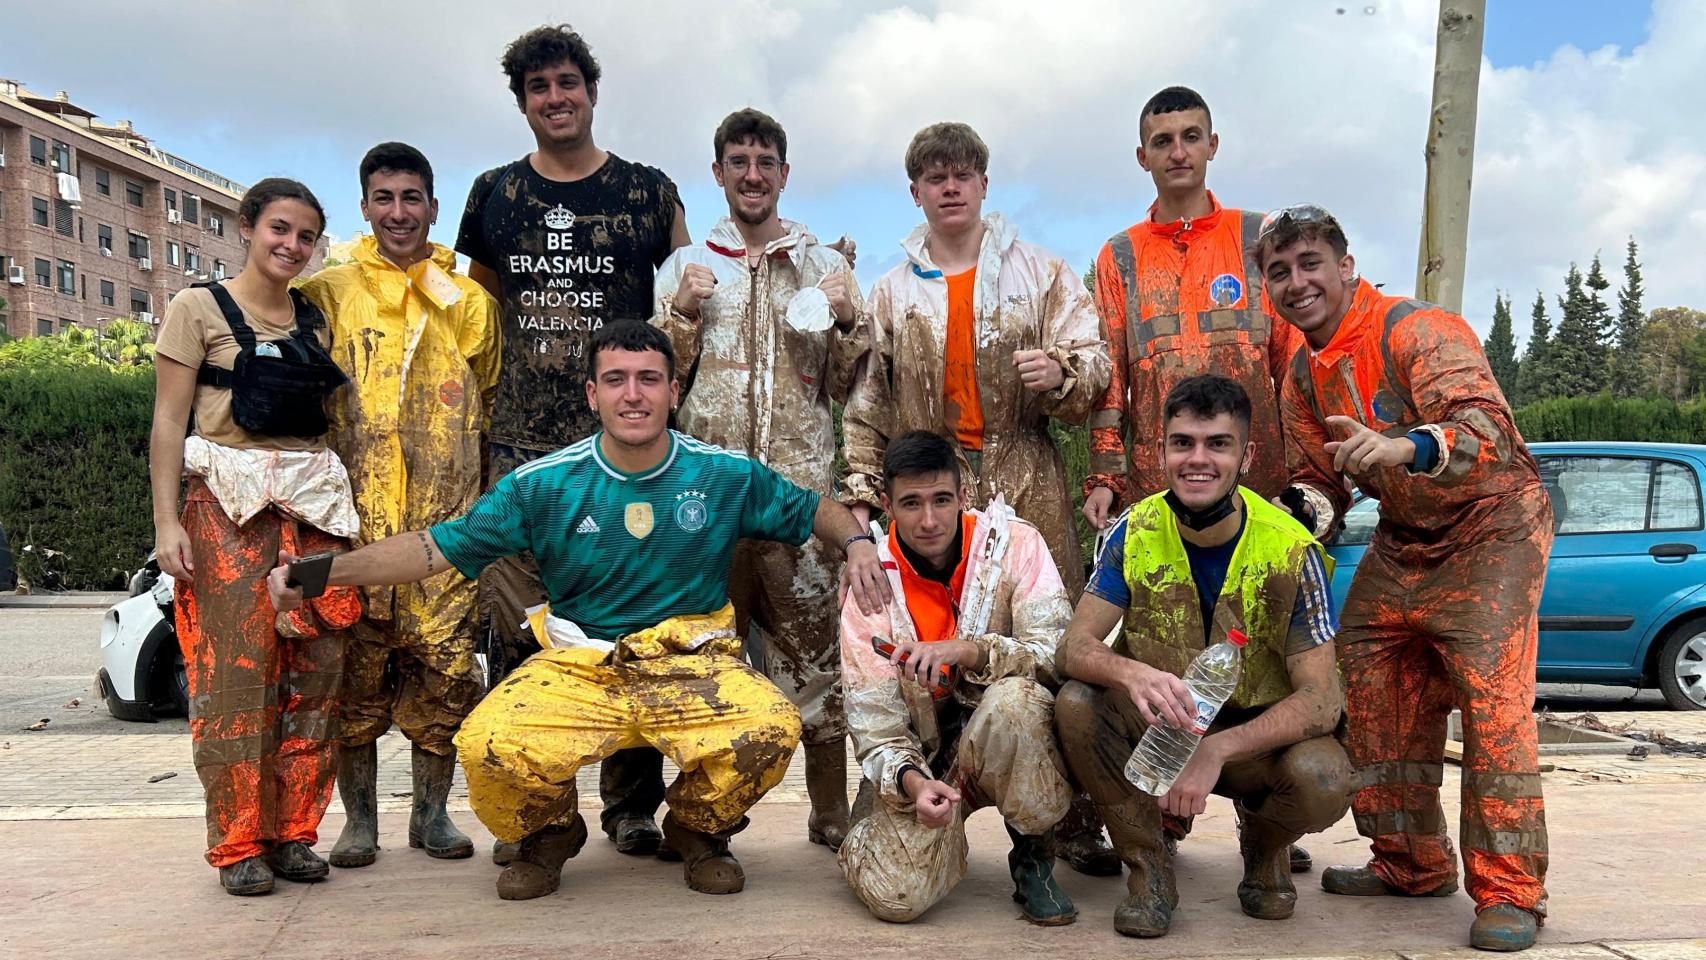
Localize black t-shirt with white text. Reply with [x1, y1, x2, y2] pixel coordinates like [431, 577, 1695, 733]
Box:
[456, 153, 680, 451]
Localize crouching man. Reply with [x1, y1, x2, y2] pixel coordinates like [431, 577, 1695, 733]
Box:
[267, 321, 890, 901]
[1053, 375, 1352, 937]
[837, 430, 1077, 926]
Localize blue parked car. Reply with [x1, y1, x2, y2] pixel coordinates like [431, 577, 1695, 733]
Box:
[1327, 442, 1706, 710]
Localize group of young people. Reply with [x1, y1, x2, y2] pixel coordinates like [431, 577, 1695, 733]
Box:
[147, 21, 1553, 953]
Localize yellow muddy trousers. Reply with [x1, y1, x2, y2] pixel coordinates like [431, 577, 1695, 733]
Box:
[838, 678, 1072, 922]
[454, 609, 802, 843]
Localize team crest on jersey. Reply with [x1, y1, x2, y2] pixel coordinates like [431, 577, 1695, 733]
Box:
[624, 502, 655, 539]
[674, 490, 709, 533]
[1209, 273, 1243, 307]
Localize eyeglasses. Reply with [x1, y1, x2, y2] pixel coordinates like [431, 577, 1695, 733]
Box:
[1256, 203, 1341, 247]
[721, 156, 782, 177]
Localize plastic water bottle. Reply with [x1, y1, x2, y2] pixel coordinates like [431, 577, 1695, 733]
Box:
[1124, 629, 1249, 796]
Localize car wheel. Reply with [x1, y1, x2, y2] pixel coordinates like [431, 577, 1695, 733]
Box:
[169, 645, 189, 717]
[1655, 616, 1706, 711]
[145, 624, 189, 717]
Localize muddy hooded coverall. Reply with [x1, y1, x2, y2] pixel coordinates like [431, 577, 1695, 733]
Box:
[836, 504, 1074, 921]
[1086, 194, 1303, 507]
[651, 218, 866, 747]
[841, 213, 1109, 597]
[1281, 278, 1553, 916]
[302, 235, 500, 755]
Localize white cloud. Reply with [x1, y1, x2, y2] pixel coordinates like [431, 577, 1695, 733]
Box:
[7, 0, 1700, 340]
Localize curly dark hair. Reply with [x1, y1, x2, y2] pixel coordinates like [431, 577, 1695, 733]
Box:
[501, 24, 601, 104]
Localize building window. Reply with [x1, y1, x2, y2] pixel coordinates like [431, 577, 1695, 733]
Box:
[59, 317, 75, 332]
[57, 260, 75, 295]
[51, 141, 71, 171]
[54, 200, 74, 237]
[130, 288, 150, 315]
[36, 318, 53, 337]
[164, 188, 177, 214]
[95, 168, 111, 196]
[186, 249, 201, 274]
[213, 259, 227, 280]
[207, 212, 223, 236]
[167, 241, 180, 267]
[128, 232, 149, 260]
[29, 136, 47, 166]
[100, 279, 115, 306]
[98, 224, 113, 253]
[31, 196, 49, 227]
[125, 180, 144, 207]
[34, 258, 51, 287]
[184, 194, 200, 224]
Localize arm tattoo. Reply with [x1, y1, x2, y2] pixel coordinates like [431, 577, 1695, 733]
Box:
[418, 532, 437, 574]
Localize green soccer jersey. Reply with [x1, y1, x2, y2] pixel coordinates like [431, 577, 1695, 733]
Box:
[430, 430, 819, 640]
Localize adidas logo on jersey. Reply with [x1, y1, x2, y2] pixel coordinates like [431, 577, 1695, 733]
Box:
[576, 516, 601, 535]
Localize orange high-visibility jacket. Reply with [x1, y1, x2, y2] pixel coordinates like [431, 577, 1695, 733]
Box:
[1087, 194, 1301, 505]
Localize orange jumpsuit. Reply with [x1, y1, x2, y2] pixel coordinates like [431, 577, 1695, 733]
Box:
[1087, 193, 1302, 505]
[1281, 278, 1552, 915]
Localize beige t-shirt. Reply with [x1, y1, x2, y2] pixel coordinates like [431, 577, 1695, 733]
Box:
[154, 284, 329, 452]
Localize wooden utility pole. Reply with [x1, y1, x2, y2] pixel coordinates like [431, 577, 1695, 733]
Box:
[1415, 0, 1486, 313]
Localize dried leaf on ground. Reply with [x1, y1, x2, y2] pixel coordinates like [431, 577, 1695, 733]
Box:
[23, 718, 50, 731]
[147, 771, 178, 783]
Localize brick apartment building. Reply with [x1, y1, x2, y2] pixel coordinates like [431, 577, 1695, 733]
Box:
[0, 79, 324, 340]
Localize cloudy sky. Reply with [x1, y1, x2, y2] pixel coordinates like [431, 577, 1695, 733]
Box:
[6, 0, 1692, 340]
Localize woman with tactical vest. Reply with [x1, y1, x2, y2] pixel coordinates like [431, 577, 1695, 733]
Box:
[149, 178, 359, 896]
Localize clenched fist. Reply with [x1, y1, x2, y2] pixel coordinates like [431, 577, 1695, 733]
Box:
[818, 272, 856, 326]
[673, 263, 717, 318]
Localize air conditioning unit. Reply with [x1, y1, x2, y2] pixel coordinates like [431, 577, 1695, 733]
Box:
[139, 257, 153, 272]
[167, 210, 181, 224]
[184, 268, 195, 277]
[197, 273, 210, 281]
[0, 152, 6, 167]
[6, 266, 24, 285]
[138, 311, 155, 325]
[99, 247, 112, 257]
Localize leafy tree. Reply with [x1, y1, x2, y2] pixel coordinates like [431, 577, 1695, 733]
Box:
[1610, 237, 1647, 397]
[1514, 291, 1555, 405]
[1484, 291, 1519, 400]
[1640, 307, 1706, 402]
[0, 317, 156, 370]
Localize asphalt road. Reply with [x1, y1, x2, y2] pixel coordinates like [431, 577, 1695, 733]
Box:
[0, 606, 1682, 737]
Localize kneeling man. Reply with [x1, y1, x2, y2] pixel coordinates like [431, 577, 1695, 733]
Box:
[1054, 375, 1351, 937]
[269, 321, 888, 901]
[838, 430, 1077, 926]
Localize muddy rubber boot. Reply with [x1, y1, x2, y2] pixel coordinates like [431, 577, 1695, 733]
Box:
[329, 741, 379, 868]
[219, 856, 275, 896]
[1055, 792, 1122, 877]
[1322, 862, 1459, 897]
[491, 840, 519, 865]
[599, 747, 665, 853]
[1100, 797, 1177, 938]
[1235, 803, 1298, 920]
[1470, 904, 1540, 952]
[661, 812, 746, 895]
[1006, 824, 1078, 926]
[495, 814, 588, 901]
[604, 812, 662, 855]
[265, 841, 330, 882]
[1290, 843, 1313, 873]
[804, 740, 851, 850]
[408, 744, 473, 860]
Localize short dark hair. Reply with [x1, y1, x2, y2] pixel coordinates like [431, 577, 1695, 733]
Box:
[882, 430, 961, 493]
[359, 142, 434, 198]
[1163, 374, 1251, 433]
[502, 24, 601, 104]
[1253, 218, 1350, 268]
[588, 320, 675, 378]
[714, 108, 787, 163]
[238, 178, 325, 238]
[1140, 85, 1212, 138]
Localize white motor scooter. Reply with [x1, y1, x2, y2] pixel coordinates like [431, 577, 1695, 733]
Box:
[95, 555, 187, 721]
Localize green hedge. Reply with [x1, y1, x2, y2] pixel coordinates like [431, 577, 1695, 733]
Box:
[1515, 394, 1706, 444]
[0, 365, 156, 590]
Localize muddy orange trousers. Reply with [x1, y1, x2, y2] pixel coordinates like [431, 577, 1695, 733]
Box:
[175, 478, 358, 868]
[1338, 524, 1551, 914]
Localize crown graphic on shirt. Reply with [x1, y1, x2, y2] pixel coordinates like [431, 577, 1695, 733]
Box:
[544, 204, 576, 230]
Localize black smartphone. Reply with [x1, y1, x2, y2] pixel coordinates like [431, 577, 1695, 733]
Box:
[285, 552, 336, 597]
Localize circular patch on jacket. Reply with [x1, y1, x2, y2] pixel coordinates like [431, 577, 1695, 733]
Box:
[1209, 273, 1243, 307]
[438, 380, 465, 407]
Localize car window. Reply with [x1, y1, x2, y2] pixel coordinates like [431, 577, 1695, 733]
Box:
[1650, 460, 1704, 531]
[1541, 456, 1651, 535]
[1336, 497, 1380, 546]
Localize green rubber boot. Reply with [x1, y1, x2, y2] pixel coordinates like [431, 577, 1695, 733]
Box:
[1006, 824, 1078, 925]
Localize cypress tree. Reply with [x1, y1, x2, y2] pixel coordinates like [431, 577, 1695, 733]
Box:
[1485, 291, 1519, 400]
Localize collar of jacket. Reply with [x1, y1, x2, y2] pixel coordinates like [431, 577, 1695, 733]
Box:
[704, 217, 813, 270]
[884, 511, 978, 643]
[353, 232, 458, 276]
[1309, 277, 1383, 371]
[901, 211, 1018, 280]
[1141, 190, 1225, 243]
